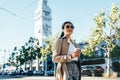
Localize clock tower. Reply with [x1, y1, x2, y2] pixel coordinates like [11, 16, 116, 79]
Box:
[34, 0, 52, 47]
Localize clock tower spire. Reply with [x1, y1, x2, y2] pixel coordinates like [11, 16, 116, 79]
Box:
[34, 0, 52, 47]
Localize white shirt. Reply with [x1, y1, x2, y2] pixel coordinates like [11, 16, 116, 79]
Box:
[67, 40, 78, 61]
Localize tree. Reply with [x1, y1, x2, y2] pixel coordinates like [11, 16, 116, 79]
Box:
[8, 47, 19, 68]
[81, 3, 120, 78]
[39, 34, 59, 76]
[17, 48, 25, 71]
[34, 39, 41, 71]
[40, 35, 55, 75]
[27, 37, 37, 71]
[21, 45, 28, 70]
[7, 37, 40, 71]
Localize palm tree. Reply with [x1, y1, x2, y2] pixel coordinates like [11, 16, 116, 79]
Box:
[8, 47, 19, 69]
[27, 37, 38, 71]
[34, 39, 42, 71]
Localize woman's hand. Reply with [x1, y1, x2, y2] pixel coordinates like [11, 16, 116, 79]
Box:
[71, 48, 80, 58]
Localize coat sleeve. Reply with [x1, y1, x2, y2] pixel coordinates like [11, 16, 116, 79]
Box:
[52, 39, 72, 63]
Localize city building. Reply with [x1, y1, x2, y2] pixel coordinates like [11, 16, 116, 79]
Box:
[34, 0, 53, 73]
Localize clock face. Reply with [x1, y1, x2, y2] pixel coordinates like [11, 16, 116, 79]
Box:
[43, 24, 51, 36]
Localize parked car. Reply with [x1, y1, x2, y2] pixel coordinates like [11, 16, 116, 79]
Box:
[21, 70, 33, 76]
[14, 69, 24, 75]
[8, 70, 16, 75]
[81, 66, 95, 76]
[47, 69, 54, 76]
[0, 71, 2, 75]
[94, 66, 104, 76]
[33, 70, 44, 76]
[27, 70, 33, 76]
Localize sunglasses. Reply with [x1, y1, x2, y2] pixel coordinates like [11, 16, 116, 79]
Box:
[65, 25, 74, 29]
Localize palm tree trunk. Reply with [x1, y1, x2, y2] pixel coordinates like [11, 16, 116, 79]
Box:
[30, 59, 33, 71]
[25, 61, 27, 70]
[37, 58, 40, 71]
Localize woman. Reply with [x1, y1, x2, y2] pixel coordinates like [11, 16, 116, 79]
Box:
[52, 21, 81, 80]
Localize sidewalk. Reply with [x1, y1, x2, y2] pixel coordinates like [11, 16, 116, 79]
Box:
[31, 76, 120, 80]
[0, 75, 120, 80]
[82, 77, 120, 80]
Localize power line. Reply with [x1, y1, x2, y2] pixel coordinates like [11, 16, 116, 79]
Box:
[0, 0, 38, 23]
[0, 6, 33, 23]
[0, 7, 16, 16]
[18, 0, 37, 12]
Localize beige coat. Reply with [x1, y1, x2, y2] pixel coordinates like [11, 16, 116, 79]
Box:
[52, 38, 80, 80]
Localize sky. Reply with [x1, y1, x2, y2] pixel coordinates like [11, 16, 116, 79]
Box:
[0, 0, 120, 64]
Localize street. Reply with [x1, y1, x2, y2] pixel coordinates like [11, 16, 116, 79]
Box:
[0, 75, 120, 80]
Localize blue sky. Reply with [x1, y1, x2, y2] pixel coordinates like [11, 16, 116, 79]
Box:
[0, 0, 120, 64]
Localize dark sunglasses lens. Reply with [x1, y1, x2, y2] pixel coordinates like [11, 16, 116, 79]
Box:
[66, 25, 74, 29]
[71, 26, 74, 29]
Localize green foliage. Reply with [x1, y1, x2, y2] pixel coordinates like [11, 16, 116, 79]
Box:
[94, 11, 106, 28]
[8, 47, 19, 67]
[81, 4, 120, 78]
[111, 45, 120, 58]
[45, 34, 60, 51]
[81, 3, 120, 58]
[109, 3, 120, 29]
[7, 33, 60, 69]
[116, 27, 120, 39]
[8, 37, 41, 70]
